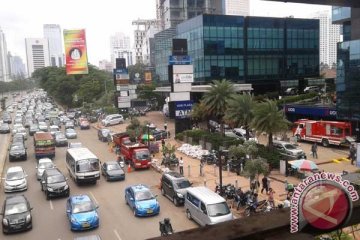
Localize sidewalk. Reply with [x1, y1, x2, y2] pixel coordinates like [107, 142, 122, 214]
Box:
[94, 111, 360, 218]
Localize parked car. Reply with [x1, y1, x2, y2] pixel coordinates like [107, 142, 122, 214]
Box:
[65, 128, 77, 139]
[273, 140, 306, 160]
[0, 123, 10, 134]
[40, 168, 69, 200]
[232, 128, 258, 143]
[284, 87, 297, 95]
[101, 114, 124, 127]
[125, 184, 160, 217]
[9, 143, 27, 161]
[1, 195, 33, 234]
[4, 166, 28, 193]
[66, 195, 99, 231]
[36, 158, 55, 180]
[55, 133, 68, 147]
[303, 86, 320, 93]
[101, 161, 125, 181]
[98, 128, 111, 142]
[161, 171, 192, 206]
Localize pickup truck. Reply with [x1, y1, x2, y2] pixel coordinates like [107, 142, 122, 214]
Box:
[113, 133, 151, 169]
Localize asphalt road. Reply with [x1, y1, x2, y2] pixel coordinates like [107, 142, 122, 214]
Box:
[0, 125, 197, 239]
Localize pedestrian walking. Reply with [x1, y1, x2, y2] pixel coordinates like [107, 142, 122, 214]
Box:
[350, 144, 357, 165]
[268, 188, 275, 208]
[164, 122, 167, 131]
[200, 161, 204, 177]
[261, 176, 269, 194]
[250, 179, 260, 193]
[179, 157, 184, 175]
[311, 143, 318, 159]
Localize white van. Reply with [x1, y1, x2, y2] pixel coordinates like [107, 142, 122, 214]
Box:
[185, 186, 233, 226]
[101, 114, 124, 126]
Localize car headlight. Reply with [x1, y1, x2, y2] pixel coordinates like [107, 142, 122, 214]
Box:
[70, 216, 77, 223]
[95, 174, 99, 177]
[136, 204, 142, 210]
[64, 185, 69, 190]
[176, 192, 183, 198]
[47, 187, 54, 191]
[26, 214, 31, 223]
[2, 218, 8, 226]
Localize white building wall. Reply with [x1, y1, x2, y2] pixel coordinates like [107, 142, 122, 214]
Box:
[0, 28, 10, 82]
[43, 24, 63, 67]
[311, 10, 340, 68]
[110, 32, 133, 68]
[224, 0, 249, 16]
[25, 38, 50, 77]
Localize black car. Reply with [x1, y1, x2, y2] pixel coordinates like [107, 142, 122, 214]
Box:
[9, 143, 27, 161]
[0, 123, 10, 134]
[160, 171, 192, 206]
[98, 128, 111, 142]
[101, 161, 125, 181]
[1, 195, 33, 234]
[40, 168, 70, 200]
[152, 129, 168, 141]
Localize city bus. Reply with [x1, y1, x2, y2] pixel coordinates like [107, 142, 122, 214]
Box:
[34, 132, 55, 159]
[66, 147, 100, 184]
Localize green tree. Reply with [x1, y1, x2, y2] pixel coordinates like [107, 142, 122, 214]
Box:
[128, 63, 146, 82]
[225, 94, 255, 140]
[251, 99, 290, 147]
[201, 79, 235, 135]
[190, 101, 207, 124]
[243, 158, 270, 190]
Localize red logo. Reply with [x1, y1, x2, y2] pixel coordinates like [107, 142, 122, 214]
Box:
[301, 183, 350, 230]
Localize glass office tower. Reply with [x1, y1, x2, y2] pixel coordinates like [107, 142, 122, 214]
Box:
[155, 14, 319, 93]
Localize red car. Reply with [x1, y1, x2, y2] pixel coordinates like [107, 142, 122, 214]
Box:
[80, 119, 90, 130]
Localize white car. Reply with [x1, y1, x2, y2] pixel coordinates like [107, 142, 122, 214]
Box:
[13, 127, 28, 140]
[101, 114, 124, 126]
[4, 166, 28, 193]
[38, 122, 48, 132]
[49, 125, 60, 136]
[36, 158, 55, 180]
[65, 128, 77, 139]
[233, 128, 258, 143]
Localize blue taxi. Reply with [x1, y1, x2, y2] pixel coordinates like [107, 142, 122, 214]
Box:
[125, 184, 160, 217]
[66, 195, 99, 231]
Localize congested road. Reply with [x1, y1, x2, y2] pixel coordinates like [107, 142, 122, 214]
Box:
[0, 121, 197, 239]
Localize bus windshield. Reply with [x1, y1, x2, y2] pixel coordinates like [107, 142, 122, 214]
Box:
[76, 159, 99, 173]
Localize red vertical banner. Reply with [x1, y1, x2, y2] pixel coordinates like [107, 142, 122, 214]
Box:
[63, 29, 89, 75]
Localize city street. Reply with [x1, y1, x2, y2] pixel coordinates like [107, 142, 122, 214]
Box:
[0, 124, 197, 240]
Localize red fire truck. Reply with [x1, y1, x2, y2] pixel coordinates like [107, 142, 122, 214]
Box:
[292, 119, 353, 147]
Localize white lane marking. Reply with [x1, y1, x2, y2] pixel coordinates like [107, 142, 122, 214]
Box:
[49, 200, 54, 210]
[114, 229, 122, 240]
[90, 191, 98, 205]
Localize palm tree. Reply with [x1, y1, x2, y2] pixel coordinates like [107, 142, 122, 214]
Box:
[202, 79, 235, 135]
[190, 101, 207, 126]
[251, 99, 290, 147]
[225, 94, 255, 140]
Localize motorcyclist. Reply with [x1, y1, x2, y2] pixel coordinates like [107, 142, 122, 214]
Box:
[159, 218, 173, 236]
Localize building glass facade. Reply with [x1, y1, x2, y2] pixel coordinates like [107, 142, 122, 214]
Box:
[337, 40, 360, 120]
[155, 14, 319, 92]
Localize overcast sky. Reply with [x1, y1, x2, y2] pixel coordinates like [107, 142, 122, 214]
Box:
[0, 0, 330, 65]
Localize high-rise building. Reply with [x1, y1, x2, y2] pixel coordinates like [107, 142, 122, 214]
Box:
[0, 27, 10, 82]
[8, 53, 26, 79]
[155, 14, 319, 93]
[223, 0, 250, 16]
[25, 38, 50, 77]
[156, 0, 223, 30]
[110, 32, 133, 68]
[98, 59, 113, 72]
[310, 10, 340, 69]
[43, 24, 63, 67]
[141, 25, 161, 66]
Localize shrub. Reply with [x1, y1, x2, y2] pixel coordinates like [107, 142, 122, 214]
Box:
[257, 144, 281, 169]
[175, 132, 184, 141]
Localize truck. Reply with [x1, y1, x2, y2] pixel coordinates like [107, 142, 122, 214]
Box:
[34, 132, 55, 159]
[292, 119, 354, 147]
[113, 133, 151, 169]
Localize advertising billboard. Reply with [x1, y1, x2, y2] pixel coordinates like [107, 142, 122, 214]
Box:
[63, 29, 88, 75]
[175, 100, 193, 119]
[145, 72, 152, 84]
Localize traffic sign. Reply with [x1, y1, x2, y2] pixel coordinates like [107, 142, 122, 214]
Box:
[169, 55, 191, 65]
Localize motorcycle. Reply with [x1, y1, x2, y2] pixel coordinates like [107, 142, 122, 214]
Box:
[244, 198, 268, 217]
[159, 218, 174, 236]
